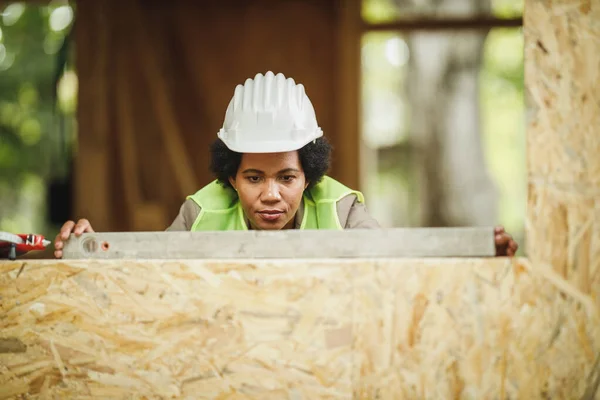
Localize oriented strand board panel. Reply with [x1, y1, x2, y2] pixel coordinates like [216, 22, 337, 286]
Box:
[1, 258, 598, 399]
[525, 0, 600, 297]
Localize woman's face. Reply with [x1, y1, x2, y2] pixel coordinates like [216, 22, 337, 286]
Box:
[229, 151, 308, 230]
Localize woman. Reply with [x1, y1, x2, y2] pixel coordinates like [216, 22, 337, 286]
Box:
[53, 72, 518, 257]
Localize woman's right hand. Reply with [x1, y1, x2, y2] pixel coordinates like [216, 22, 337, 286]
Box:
[54, 219, 95, 259]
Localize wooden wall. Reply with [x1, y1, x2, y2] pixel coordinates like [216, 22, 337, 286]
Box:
[525, 0, 600, 300]
[74, 0, 360, 232]
[1, 257, 598, 398]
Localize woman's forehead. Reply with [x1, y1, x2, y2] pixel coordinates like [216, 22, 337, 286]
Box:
[240, 151, 302, 172]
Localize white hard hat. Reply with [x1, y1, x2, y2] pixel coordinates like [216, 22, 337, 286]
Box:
[217, 71, 323, 153]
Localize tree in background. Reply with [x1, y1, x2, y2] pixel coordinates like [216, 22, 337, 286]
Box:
[361, 0, 525, 250]
[0, 1, 76, 237]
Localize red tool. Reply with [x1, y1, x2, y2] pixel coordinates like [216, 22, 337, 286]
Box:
[0, 232, 51, 260]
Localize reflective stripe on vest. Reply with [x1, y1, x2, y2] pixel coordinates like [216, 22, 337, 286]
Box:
[187, 176, 364, 231]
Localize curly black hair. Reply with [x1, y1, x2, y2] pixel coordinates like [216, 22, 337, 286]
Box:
[209, 137, 332, 190]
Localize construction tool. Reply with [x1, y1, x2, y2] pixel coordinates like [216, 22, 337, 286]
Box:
[61, 227, 495, 259]
[0, 232, 51, 260]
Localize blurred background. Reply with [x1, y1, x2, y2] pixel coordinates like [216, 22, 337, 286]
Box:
[0, 0, 525, 253]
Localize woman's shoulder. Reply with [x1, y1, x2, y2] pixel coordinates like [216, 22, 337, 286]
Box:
[335, 193, 380, 229]
[166, 199, 202, 231]
[310, 176, 363, 202]
[188, 180, 238, 211]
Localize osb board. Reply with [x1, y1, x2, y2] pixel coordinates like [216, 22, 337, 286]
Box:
[525, 0, 600, 296]
[1, 258, 599, 399]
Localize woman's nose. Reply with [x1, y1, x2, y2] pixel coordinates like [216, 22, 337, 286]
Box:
[261, 180, 282, 201]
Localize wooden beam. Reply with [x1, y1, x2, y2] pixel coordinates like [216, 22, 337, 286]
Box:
[363, 16, 523, 32]
[524, 0, 599, 297]
[115, 26, 142, 221]
[74, 1, 112, 231]
[125, 1, 198, 200]
[335, 0, 362, 191]
[60, 227, 495, 259]
[114, 11, 168, 232]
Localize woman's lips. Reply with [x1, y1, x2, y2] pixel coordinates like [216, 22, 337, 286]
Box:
[258, 210, 284, 222]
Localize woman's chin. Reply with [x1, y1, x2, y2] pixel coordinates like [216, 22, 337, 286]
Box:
[253, 223, 285, 231]
[251, 218, 290, 231]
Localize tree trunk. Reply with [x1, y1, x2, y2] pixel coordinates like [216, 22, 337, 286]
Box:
[396, 0, 498, 227]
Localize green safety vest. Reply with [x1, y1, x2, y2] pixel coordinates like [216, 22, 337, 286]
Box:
[187, 176, 364, 231]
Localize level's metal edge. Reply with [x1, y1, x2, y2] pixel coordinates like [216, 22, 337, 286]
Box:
[61, 227, 496, 259]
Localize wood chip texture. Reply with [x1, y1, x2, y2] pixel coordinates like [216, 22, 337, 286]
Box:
[1, 258, 598, 399]
[525, 0, 600, 301]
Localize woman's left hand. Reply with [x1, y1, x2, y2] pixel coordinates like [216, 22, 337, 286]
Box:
[494, 225, 518, 257]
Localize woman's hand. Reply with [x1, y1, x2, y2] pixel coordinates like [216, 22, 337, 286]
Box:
[494, 225, 518, 257]
[54, 219, 95, 259]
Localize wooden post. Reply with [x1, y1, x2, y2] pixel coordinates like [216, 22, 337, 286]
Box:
[74, 1, 112, 231]
[125, 1, 198, 201]
[335, 0, 362, 191]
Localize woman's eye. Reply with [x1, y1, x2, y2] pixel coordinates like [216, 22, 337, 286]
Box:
[246, 176, 261, 183]
[281, 175, 295, 182]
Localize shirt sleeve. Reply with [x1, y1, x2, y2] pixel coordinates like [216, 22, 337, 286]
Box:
[165, 199, 202, 231]
[336, 194, 381, 229]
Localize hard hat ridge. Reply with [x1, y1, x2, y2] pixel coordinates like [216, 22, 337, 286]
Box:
[217, 71, 323, 153]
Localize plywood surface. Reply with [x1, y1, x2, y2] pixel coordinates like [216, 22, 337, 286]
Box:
[1, 258, 598, 399]
[525, 0, 600, 300]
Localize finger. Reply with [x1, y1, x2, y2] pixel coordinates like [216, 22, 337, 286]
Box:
[54, 240, 63, 250]
[60, 221, 76, 240]
[496, 243, 507, 256]
[510, 240, 518, 253]
[74, 219, 91, 235]
[495, 233, 510, 245]
[54, 249, 63, 259]
[494, 226, 505, 234]
[79, 219, 95, 233]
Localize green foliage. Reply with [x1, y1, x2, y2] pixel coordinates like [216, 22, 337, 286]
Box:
[362, 0, 398, 24]
[362, 0, 523, 23]
[0, 2, 75, 236]
[360, 7, 526, 252]
[480, 28, 526, 249]
[492, 0, 524, 18]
